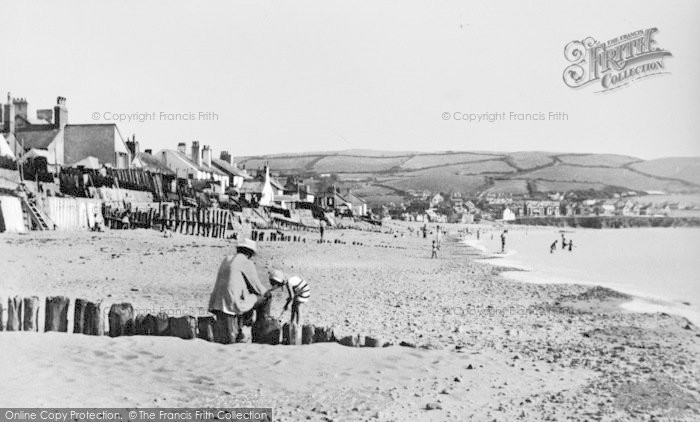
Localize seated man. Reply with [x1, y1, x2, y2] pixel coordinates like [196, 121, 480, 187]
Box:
[208, 238, 269, 343]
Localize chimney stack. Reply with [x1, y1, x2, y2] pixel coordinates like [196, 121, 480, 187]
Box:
[191, 141, 201, 167]
[202, 145, 212, 168]
[3, 92, 15, 134]
[12, 98, 27, 122]
[53, 96, 68, 130]
[220, 150, 233, 165]
[177, 142, 187, 154]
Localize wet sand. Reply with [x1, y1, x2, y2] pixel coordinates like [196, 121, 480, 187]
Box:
[0, 223, 699, 421]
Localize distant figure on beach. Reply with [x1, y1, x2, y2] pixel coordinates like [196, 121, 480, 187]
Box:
[550, 240, 558, 254]
[500, 230, 507, 253]
[423, 224, 427, 239]
[208, 238, 269, 344]
[319, 219, 326, 241]
[568, 240, 574, 251]
[269, 269, 310, 325]
[561, 233, 567, 249]
[431, 240, 438, 259]
[477, 229, 480, 240]
[121, 211, 131, 229]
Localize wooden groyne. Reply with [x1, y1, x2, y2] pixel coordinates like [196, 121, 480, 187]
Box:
[0, 295, 393, 349]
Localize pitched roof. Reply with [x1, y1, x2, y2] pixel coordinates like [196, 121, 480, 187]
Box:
[133, 152, 175, 175]
[169, 150, 227, 176]
[14, 128, 60, 150]
[239, 180, 265, 193]
[211, 158, 251, 178]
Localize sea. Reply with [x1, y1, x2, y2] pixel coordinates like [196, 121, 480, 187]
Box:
[461, 226, 700, 325]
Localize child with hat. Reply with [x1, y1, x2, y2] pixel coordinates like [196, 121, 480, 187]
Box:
[269, 269, 310, 325]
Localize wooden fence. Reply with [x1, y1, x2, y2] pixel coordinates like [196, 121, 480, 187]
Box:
[102, 203, 235, 238]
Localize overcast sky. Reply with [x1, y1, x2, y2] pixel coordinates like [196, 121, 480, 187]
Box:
[1, 1, 698, 159]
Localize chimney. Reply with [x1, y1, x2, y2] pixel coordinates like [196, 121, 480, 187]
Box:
[12, 97, 27, 121]
[220, 150, 233, 165]
[53, 96, 68, 130]
[202, 145, 212, 168]
[3, 92, 15, 134]
[177, 142, 187, 154]
[191, 141, 201, 166]
[144, 148, 152, 155]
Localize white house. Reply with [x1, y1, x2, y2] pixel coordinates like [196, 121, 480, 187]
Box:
[501, 208, 516, 221]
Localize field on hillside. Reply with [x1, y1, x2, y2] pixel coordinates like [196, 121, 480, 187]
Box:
[382, 174, 487, 193]
[313, 156, 408, 173]
[630, 158, 700, 185]
[557, 154, 640, 167]
[483, 179, 529, 195]
[526, 165, 691, 192]
[399, 153, 500, 169]
[505, 151, 556, 170]
[240, 156, 320, 171]
[533, 180, 608, 193]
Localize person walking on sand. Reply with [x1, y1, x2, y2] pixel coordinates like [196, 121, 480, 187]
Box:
[319, 219, 326, 242]
[550, 240, 558, 254]
[500, 230, 507, 253]
[431, 240, 438, 259]
[561, 233, 567, 249]
[568, 239, 574, 252]
[269, 269, 310, 325]
[208, 238, 269, 344]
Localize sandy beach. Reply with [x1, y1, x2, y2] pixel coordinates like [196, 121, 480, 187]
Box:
[1, 223, 699, 421]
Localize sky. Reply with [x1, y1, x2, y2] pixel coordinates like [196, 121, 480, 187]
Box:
[1, 1, 699, 159]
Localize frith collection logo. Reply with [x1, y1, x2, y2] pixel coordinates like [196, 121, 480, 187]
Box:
[563, 28, 672, 92]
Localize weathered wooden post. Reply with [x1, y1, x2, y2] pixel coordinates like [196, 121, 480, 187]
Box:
[283, 322, 302, 345]
[22, 296, 40, 331]
[338, 333, 363, 347]
[85, 301, 103, 335]
[108, 303, 135, 337]
[74, 298, 87, 333]
[302, 324, 315, 345]
[313, 326, 335, 343]
[134, 314, 146, 335]
[197, 316, 216, 342]
[45, 296, 70, 332]
[6, 296, 22, 331]
[142, 313, 169, 336]
[168, 315, 197, 339]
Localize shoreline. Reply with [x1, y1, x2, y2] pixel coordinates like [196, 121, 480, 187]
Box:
[458, 230, 700, 326]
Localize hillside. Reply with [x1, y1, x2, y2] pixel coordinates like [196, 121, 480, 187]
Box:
[237, 151, 700, 205]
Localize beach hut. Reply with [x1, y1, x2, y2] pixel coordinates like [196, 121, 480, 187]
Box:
[0, 195, 27, 233]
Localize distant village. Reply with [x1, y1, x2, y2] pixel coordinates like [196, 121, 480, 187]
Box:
[0, 93, 696, 233]
[381, 189, 696, 225]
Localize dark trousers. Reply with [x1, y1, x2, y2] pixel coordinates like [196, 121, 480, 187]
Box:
[211, 310, 239, 345]
[212, 293, 271, 344]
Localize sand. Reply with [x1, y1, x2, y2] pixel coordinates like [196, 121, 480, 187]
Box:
[1, 222, 699, 421]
